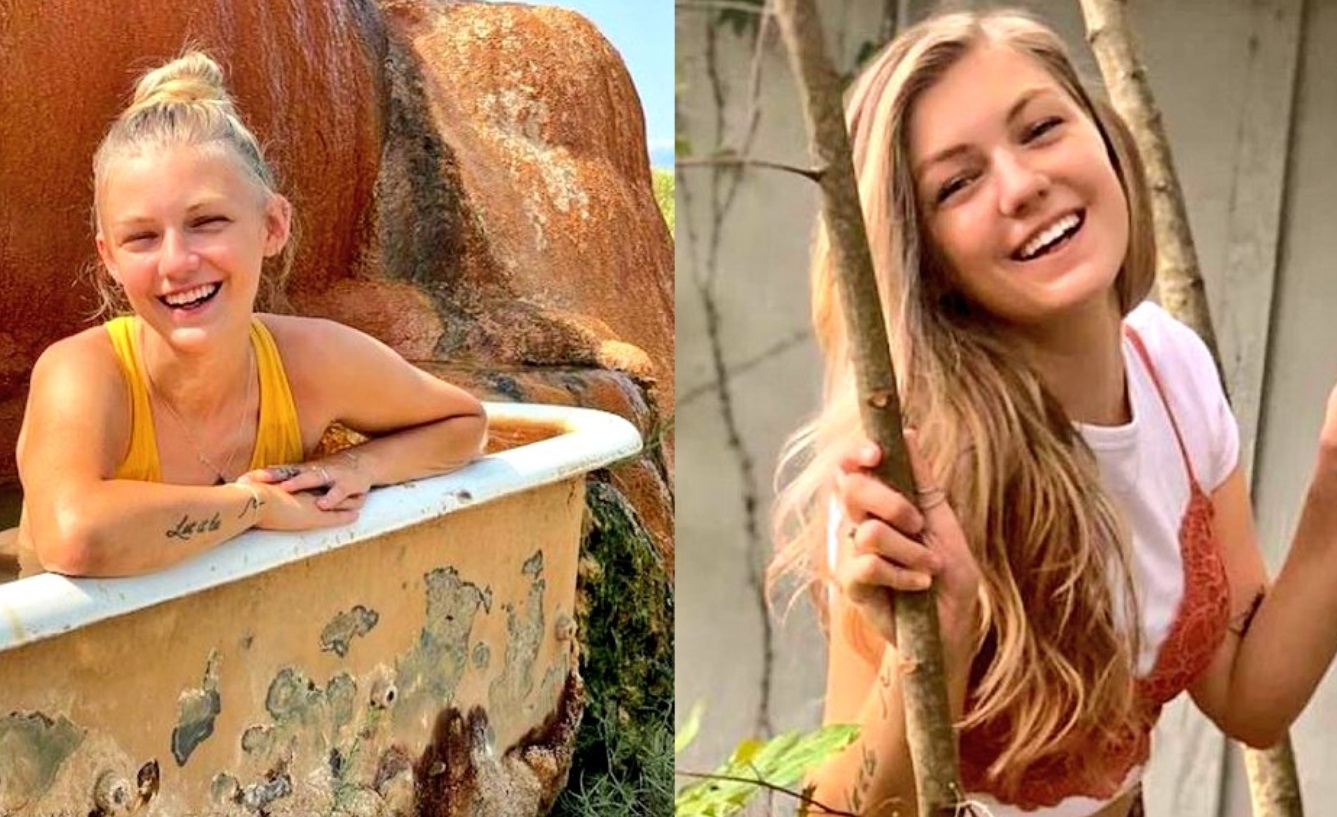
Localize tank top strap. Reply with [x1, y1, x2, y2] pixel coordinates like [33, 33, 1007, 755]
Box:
[249, 318, 305, 468]
[103, 316, 163, 482]
[1125, 325, 1199, 488]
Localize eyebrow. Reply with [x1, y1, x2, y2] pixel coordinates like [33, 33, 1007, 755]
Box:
[913, 87, 1057, 180]
[110, 200, 229, 229]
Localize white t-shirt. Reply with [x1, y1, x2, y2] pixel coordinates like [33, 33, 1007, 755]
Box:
[828, 302, 1240, 816]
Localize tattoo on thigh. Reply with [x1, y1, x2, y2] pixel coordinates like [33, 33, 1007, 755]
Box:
[1229, 587, 1266, 636]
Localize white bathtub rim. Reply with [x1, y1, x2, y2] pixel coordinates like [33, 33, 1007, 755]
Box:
[0, 401, 643, 652]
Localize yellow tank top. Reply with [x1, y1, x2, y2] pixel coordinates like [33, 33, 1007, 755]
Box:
[104, 316, 305, 482]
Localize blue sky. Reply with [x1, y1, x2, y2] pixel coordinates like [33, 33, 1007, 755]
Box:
[484, 1, 673, 168]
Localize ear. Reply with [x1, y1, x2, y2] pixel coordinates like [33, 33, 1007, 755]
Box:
[95, 232, 121, 284]
[262, 194, 292, 258]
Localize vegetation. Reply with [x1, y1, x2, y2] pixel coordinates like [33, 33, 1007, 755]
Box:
[553, 479, 674, 817]
[653, 169, 675, 238]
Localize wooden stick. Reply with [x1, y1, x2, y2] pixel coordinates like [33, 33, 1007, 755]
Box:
[1076, 2, 1304, 815]
[771, 0, 963, 813]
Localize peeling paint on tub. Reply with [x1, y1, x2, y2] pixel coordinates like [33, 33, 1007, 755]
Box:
[394, 566, 490, 733]
[172, 649, 222, 766]
[472, 641, 491, 670]
[0, 712, 84, 806]
[320, 605, 380, 657]
[489, 551, 545, 715]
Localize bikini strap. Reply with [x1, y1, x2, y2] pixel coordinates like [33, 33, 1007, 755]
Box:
[1124, 325, 1199, 487]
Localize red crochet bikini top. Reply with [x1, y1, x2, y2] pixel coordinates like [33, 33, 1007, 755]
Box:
[957, 327, 1232, 808]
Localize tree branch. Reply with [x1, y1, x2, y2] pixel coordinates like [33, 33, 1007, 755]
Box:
[676, 0, 772, 15]
[772, 0, 963, 813]
[675, 769, 860, 816]
[1076, 2, 1304, 814]
[677, 156, 824, 181]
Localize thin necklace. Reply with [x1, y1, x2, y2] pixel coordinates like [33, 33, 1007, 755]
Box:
[143, 338, 255, 485]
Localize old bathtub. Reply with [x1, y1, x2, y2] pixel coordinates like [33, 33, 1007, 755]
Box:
[0, 402, 640, 816]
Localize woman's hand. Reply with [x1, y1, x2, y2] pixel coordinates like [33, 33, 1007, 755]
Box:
[238, 451, 370, 514]
[834, 431, 981, 667]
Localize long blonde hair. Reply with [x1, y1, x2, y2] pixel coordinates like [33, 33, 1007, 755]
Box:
[771, 9, 1157, 790]
[90, 50, 293, 316]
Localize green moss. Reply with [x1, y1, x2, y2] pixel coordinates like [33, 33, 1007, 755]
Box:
[552, 478, 673, 817]
[652, 169, 675, 239]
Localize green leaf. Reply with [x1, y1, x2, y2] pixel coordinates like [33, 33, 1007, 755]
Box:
[675, 723, 860, 817]
[675, 702, 704, 755]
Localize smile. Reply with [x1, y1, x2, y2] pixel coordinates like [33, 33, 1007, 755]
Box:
[159, 282, 222, 310]
[1013, 210, 1085, 262]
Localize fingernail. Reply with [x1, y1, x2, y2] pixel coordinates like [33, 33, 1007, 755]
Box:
[862, 444, 879, 461]
[914, 574, 932, 590]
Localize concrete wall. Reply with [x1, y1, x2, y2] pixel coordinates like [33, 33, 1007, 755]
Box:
[676, 0, 1332, 813]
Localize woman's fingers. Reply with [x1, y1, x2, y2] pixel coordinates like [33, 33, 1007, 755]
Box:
[841, 552, 932, 598]
[837, 469, 924, 535]
[836, 438, 883, 474]
[851, 521, 940, 575]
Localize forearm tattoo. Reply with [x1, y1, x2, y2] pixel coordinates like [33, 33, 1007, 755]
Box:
[166, 512, 223, 541]
[847, 743, 876, 813]
[1229, 586, 1266, 636]
[238, 494, 263, 520]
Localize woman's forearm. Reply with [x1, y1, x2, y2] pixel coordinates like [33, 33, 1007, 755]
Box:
[26, 481, 261, 577]
[341, 410, 487, 488]
[810, 645, 971, 817]
[1226, 463, 1337, 745]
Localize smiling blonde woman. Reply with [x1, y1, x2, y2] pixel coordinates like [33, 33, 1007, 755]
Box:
[15, 51, 486, 578]
[771, 9, 1337, 816]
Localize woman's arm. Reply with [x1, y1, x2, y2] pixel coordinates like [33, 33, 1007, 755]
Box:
[812, 593, 972, 817]
[1190, 393, 1337, 747]
[18, 334, 356, 577]
[249, 318, 486, 505]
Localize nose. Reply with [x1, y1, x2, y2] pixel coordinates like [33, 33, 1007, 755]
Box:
[993, 147, 1049, 217]
[159, 229, 200, 279]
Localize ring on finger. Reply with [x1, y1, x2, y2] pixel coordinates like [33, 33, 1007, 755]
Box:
[916, 485, 947, 510]
[316, 466, 332, 485]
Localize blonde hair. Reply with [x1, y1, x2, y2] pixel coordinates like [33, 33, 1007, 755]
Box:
[771, 9, 1157, 793]
[90, 50, 292, 316]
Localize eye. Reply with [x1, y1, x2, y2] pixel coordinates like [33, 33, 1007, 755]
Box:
[122, 231, 157, 247]
[190, 215, 230, 230]
[1023, 116, 1063, 143]
[935, 172, 977, 205]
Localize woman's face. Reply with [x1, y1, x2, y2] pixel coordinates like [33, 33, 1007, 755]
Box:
[908, 43, 1129, 330]
[96, 143, 289, 350]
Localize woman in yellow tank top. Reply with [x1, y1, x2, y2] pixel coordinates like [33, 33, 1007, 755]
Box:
[14, 52, 486, 577]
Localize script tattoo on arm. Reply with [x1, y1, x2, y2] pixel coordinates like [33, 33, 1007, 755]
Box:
[165, 512, 223, 542]
[1228, 586, 1266, 636]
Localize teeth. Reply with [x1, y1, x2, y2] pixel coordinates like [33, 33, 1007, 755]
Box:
[1019, 213, 1080, 260]
[164, 283, 218, 306]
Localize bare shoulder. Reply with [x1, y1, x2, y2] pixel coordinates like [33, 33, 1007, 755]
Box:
[29, 326, 124, 400]
[255, 313, 387, 371]
[20, 325, 129, 476]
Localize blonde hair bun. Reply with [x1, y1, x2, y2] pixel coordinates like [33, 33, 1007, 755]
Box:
[126, 52, 235, 117]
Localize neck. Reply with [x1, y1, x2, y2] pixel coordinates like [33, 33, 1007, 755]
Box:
[1009, 293, 1129, 426]
[138, 318, 254, 419]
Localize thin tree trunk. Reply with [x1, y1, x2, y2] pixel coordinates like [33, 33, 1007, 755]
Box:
[771, 1, 963, 814]
[1076, 2, 1305, 815]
